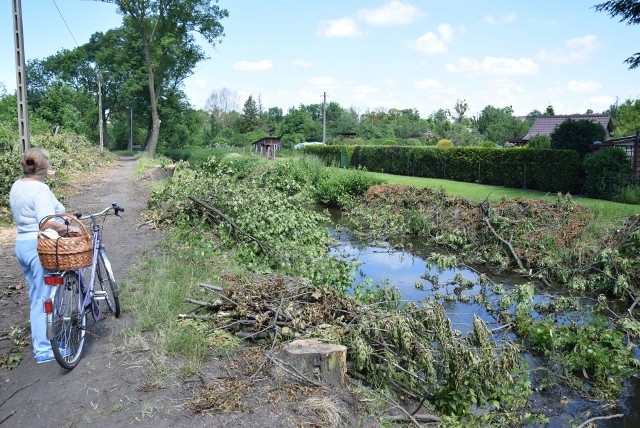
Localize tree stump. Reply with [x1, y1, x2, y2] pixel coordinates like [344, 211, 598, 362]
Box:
[281, 339, 347, 388]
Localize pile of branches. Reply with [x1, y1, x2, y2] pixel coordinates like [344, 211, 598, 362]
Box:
[181, 274, 360, 341]
[183, 273, 524, 419]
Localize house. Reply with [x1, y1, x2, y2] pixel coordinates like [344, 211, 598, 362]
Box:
[523, 114, 614, 141]
[252, 137, 281, 159]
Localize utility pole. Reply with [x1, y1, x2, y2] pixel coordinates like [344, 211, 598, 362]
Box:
[322, 92, 327, 145]
[634, 130, 639, 186]
[128, 107, 133, 153]
[98, 75, 104, 152]
[12, 0, 30, 154]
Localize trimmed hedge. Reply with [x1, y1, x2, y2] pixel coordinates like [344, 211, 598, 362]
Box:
[306, 145, 584, 193]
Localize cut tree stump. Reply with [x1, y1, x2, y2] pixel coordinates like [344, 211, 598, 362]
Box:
[281, 339, 347, 388]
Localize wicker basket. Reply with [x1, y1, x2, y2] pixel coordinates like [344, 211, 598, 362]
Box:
[37, 214, 92, 271]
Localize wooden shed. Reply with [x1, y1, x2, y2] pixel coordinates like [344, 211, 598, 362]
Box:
[252, 137, 281, 160]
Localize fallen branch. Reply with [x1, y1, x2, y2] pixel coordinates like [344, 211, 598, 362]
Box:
[382, 413, 442, 424]
[0, 410, 16, 425]
[185, 298, 223, 310]
[178, 314, 215, 321]
[0, 379, 39, 409]
[482, 217, 525, 271]
[188, 196, 274, 259]
[576, 413, 624, 428]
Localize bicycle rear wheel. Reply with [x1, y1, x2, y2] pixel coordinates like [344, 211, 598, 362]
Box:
[96, 248, 120, 317]
[49, 271, 86, 370]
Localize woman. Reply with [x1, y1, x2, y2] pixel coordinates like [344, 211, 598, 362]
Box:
[9, 148, 80, 364]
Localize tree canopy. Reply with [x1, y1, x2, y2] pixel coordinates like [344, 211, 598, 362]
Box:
[551, 119, 607, 159]
[94, 0, 228, 158]
[595, 0, 640, 69]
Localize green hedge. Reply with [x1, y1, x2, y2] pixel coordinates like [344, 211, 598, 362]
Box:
[307, 145, 584, 193]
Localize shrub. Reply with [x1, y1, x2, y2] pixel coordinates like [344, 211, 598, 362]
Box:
[479, 141, 497, 148]
[527, 135, 552, 150]
[583, 148, 632, 200]
[551, 119, 607, 160]
[436, 139, 454, 148]
[613, 185, 640, 205]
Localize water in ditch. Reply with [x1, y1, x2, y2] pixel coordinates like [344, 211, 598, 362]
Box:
[328, 224, 640, 427]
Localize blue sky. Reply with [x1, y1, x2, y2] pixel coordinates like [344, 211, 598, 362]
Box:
[2, 1, 639, 118]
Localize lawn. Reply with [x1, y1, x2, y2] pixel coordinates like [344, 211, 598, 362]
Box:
[368, 171, 640, 221]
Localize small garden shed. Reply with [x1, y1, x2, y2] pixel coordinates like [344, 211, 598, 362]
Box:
[252, 137, 281, 160]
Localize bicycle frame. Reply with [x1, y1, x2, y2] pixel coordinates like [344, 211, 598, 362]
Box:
[44, 203, 122, 334]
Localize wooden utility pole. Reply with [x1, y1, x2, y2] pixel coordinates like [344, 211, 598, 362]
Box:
[12, 0, 30, 154]
[98, 76, 104, 152]
[322, 92, 327, 145]
[128, 107, 133, 153]
[634, 130, 639, 186]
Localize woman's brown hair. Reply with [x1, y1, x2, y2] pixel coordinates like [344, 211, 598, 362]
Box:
[21, 148, 50, 179]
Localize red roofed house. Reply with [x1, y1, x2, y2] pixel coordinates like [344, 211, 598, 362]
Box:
[523, 114, 613, 141]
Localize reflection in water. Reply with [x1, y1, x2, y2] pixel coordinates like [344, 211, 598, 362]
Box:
[329, 227, 639, 427]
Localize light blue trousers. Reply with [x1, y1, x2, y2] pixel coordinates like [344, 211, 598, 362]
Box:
[15, 239, 52, 359]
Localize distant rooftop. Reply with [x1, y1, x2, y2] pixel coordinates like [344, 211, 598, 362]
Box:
[524, 114, 613, 140]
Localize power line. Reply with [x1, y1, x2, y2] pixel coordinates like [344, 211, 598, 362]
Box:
[51, 0, 80, 47]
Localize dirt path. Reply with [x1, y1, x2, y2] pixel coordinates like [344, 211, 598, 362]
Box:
[0, 157, 201, 427]
[0, 157, 381, 428]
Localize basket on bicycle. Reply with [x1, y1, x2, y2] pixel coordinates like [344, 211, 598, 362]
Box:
[37, 214, 92, 270]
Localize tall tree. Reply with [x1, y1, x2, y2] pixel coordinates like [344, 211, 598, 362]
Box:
[594, 1, 640, 69]
[475, 105, 528, 144]
[239, 95, 260, 133]
[96, 0, 228, 158]
[453, 99, 468, 123]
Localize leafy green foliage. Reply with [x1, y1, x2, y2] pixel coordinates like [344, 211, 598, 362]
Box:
[551, 119, 607, 159]
[584, 147, 632, 200]
[496, 286, 639, 399]
[0, 134, 112, 221]
[475, 105, 528, 145]
[527, 134, 552, 149]
[149, 157, 355, 292]
[312, 145, 584, 193]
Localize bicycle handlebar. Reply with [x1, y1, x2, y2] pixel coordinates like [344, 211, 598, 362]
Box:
[75, 203, 124, 220]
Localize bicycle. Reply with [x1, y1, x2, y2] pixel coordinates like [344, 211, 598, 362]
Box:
[43, 203, 124, 370]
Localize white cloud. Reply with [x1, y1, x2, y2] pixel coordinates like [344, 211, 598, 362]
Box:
[483, 12, 517, 24]
[590, 95, 616, 109]
[538, 35, 600, 63]
[503, 12, 518, 23]
[414, 78, 454, 94]
[445, 56, 539, 76]
[358, 1, 422, 26]
[292, 59, 313, 69]
[233, 60, 273, 72]
[412, 24, 454, 55]
[308, 77, 338, 89]
[487, 79, 525, 97]
[352, 85, 378, 94]
[318, 17, 363, 38]
[483, 15, 496, 24]
[567, 80, 602, 93]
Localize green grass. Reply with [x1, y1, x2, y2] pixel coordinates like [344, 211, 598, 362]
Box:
[122, 232, 245, 365]
[368, 171, 640, 221]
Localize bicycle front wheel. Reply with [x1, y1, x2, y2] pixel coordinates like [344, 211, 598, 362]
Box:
[50, 271, 86, 370]
[96, 248, 120, 317]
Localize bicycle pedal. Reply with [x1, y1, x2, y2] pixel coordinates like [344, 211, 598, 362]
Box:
[93, 290, 107, 301]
